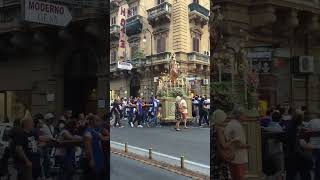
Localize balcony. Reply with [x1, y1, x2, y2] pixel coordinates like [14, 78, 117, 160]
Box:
[110, 25, 120, 41]
[110, 0, 121, 10]
[145, 52, 171, 65]
[188, 2, 209, 27]
[125, 15, 143, 36]
[147, 2, 172, 27]
[188, 52, 210, 64]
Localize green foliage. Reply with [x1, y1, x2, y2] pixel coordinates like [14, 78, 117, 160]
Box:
[132, 49, 145, 59]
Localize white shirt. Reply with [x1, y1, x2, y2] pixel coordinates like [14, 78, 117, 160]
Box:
[308, 119, 320, 149]
[224, 119, 248, 164]
[40, 124, 55, 138]
[180, 99, 188, 114]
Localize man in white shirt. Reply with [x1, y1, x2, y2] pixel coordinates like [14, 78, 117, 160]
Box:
[224, 108, 250, 180]
[179, 96, 188, 129]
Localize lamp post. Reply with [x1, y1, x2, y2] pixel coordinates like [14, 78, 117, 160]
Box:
[143, 28, 153, 97]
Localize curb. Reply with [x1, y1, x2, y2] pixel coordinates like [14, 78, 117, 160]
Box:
[110, 141, 210, 176]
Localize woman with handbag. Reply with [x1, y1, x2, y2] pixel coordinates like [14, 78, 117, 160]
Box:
[211, 109, 234, 180]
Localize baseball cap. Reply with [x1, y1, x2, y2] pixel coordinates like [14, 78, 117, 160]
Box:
[44, 113, 55, 120]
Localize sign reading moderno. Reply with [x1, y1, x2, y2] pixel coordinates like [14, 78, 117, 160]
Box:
[24, 0, 72, 27]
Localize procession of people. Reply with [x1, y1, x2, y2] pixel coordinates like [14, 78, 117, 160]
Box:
[110, 95, 210, 131]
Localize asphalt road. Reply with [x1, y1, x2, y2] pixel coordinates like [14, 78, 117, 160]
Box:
[111, 121, 210, 165]
[110, 154, 192, 180]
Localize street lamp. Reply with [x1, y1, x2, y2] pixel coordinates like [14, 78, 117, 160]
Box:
[143, 28, 154, 97]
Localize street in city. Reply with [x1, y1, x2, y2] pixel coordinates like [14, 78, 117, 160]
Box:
[111, 120, 210, 165]
[110, 153, 192, 180]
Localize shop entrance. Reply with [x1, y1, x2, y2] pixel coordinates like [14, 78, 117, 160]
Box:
[64, 49, 97, 115]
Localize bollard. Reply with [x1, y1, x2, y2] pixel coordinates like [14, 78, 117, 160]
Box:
[125, 142, 128, 153]
[149, 148, 152, 159]
[180, 156, 184, 169]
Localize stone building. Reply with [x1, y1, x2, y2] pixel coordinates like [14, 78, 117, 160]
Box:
[215, 0, 320, 116]
[0, 0, 108, 122]
[110, 0, 210, 100]
[213, 0, 320, 179]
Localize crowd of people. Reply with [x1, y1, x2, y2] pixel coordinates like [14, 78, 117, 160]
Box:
[110, 96, 161, 128]
[0, 109, 109, 180]
[211, 105, 320, 180]
[110, 95, 210, 131]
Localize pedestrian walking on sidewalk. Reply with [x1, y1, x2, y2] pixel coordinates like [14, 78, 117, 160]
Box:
[175, 96, 182, 131]
[224, 108, 251, 180]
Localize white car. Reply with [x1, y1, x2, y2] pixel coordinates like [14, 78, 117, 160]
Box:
[0, 123, 13, 160]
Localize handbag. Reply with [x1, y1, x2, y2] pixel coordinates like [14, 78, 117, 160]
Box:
[217, 143, 235, 162]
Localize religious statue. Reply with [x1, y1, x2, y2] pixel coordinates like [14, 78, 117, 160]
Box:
[169, 52, 179, 85]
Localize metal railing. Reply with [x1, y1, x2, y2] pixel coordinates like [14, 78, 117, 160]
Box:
[188, 52, 210, 63]
[188, 2, 209, 17]
[147, 2, 172, 20]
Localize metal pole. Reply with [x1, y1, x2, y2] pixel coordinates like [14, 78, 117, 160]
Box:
[180, 156, 184, 169]
[125, 142, 128, 153]
[149, 148, 152, 159]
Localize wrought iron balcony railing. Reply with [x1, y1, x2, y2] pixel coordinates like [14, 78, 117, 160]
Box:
[147, 2, 172, 26]
[188, 2, 209, 17]
[125, 15, 143, 36]
[188, 52, 210, 64]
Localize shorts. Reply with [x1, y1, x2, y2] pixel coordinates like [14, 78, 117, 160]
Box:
[182, 113, 188, 120]
[229, 163, 246, 178]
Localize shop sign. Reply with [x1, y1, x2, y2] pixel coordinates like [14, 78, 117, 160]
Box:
[117, 61, 132, 70]
[24, 0, 72, 26]
[118, 6, 127, 59]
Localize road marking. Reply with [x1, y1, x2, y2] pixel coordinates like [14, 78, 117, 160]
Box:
[111, 141, 210, 176]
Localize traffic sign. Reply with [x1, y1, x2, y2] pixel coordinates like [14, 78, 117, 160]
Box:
[24, 0, 72, 27]
[117, 61, 133, 70]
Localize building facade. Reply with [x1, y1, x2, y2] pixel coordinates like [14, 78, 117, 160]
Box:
[213, 0, 320, 179]
[110, 0, 210, 100]
[215, 0, 320, 116]
[0, 0, 108, 122]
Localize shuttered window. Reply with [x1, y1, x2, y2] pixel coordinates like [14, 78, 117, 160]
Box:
[193, 37, 200, 52]
[157, 38, 166, 53]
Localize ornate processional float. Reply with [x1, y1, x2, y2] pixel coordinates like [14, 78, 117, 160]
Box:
[156, 52, 192, 122]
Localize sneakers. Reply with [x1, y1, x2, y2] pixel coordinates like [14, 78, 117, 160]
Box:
[176, 128, 181, 131]
[130, 122, 134, 128]
[137, 125, 143, 128]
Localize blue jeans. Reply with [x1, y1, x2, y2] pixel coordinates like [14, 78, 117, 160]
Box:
[314, 149, 320, 180]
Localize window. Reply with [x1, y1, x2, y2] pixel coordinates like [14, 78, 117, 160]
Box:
[157, 0, 165, 4]
[157, 38, 166, 53]
[111, 17, 116, 25]
[128, 6, 138, 17]
[193, 37, 200, 52]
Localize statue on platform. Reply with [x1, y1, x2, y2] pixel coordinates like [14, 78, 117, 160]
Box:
[169, 52, 179, 85]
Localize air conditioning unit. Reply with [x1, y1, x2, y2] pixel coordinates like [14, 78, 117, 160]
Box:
[291, 56, 314, 74]
[203, 79, 209, 85]
[299, 56, 314, 73]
